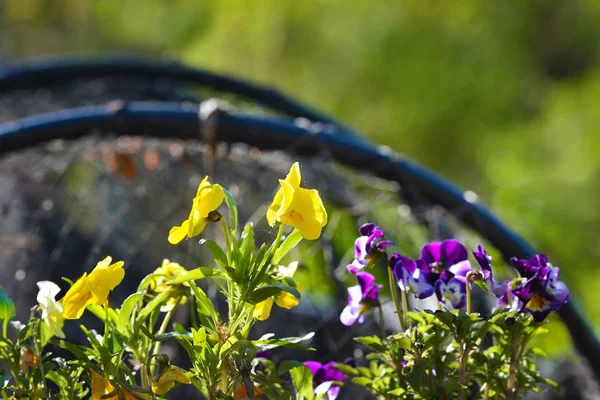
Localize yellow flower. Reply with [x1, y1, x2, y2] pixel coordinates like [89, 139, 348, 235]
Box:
[275, 282, 302, 309]
[168, 176, 225, 244]
[267, 162, 327, 240]
[152, 366, 191, 395]
[62, 257, 125, 320]
[253, 298, 274, 321]
[91, 370, 147, 400]
[253, 262, 302, 320]
[150, 259, 189, 312]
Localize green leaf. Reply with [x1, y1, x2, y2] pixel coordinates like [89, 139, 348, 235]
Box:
[188, 282, 219, 329]
[223, 188, 238, 237]
[0, 288, 15, 323]
[428, 310, 456, 330]
[388, 388, 406, 396]
[352, 377, 372, 387]
[530, 347, 547, 357]
[247, 284, 301, 304]
[278, 360, 303, 375]
[219, 333, 241, 358]
[199, 239, 228, 268]
[137, 290, 172, 321]
[166, 267, 221, 284]
[290, 365, 314, 400]
[473, 277, 490, 293]
[117, 292, 145, 334]
[86, 304, 118, 325]
[355, 335, 386, 353]
[332, 364, 359, 377]
[140, 326, 188, 342]
[273, 229, 303, 264]
[409, 364, 424, 392]
[239, 223, 255, 271]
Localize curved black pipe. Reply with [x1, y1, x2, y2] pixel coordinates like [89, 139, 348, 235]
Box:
[0, 55, 354, 135]
[0, 102, 598, 378]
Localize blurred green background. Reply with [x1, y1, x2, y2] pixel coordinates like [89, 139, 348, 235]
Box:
[2, 0, 599, 357]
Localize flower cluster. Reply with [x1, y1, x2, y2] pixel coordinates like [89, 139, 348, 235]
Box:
[0, 164, 574, 400]
[509, 254, 570, 321]
[341, 224, 570, 325]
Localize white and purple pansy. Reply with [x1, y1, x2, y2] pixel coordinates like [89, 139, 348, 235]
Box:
[340, 271, 381, 326]
[434, 276, 467, 309]
[509, 254, 570, 321]
[391, 253, 435, 299]
[347, 223, 393, 274]
[303, 361, 346, 400]
[471, 245, 508, 298]
[420, 240, 471, 281]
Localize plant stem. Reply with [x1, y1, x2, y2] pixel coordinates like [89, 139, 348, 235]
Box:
[387, 268, 406, 331]
[506, 340, 518, 400]
[151, 301, 179, 359]
[220, 218, 232, 264]
[34, 320, 47, 393]
[378, 305, 386, 340]
[483, 384, 490, 400]
[466, 274, 472, 315]
[457, 341, 467, 400]
[400, 287, 409, 330]
[104, 301, 110, 340]
[268, 224, 285, 263]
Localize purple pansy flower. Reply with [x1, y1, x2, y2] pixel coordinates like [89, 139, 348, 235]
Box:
[304, 361, 345, 400]
[420, 240, 472, 281]
[255, 350, 270, 359]
[420, 240, 471, 309]
[392, 253, 435, 299]
[340, 271, 381, 326]
[509, 254, 570, 321]
[495, 286, 522, 311]
[471, 245, 508, 298]
[347, 223, 393, 274]
[434, 277, 467, 309]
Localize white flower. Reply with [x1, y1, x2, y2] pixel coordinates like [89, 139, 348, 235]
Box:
[36, 281, 65, 339]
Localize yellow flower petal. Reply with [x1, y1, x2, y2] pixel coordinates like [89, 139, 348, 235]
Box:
[88, 258, 125, 305]
[62, 273, 93, 320]
[91, 370, 115, 400]
[152, 366, 191, 395]
[168, 220, 190, 244]
[267, 163, 327, 239]
[169, 176, 224, 244]
[253, 298, 274, 321]
[276, 182, 327, 240]
[62, 257, 125, 320]
[275, 283, 302, 310]
[267, 163, 302, 226]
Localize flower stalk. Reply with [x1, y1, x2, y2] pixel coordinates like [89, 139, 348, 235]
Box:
[388, 267, 406, 331]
